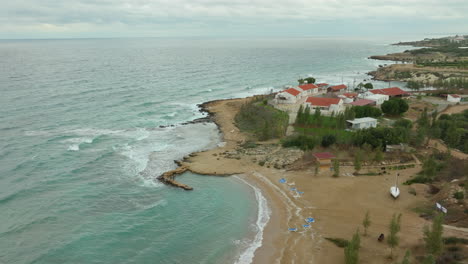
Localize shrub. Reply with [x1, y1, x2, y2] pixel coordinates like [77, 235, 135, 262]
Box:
[453, 191, 464, 200]
[381, 98, 409, 116]
[321, 134, 337, 147]
[325, 237, 349, 248]
[282, 135, 318, 150]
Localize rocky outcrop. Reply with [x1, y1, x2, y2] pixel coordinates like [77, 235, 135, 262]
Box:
[157, 164, 193, 190]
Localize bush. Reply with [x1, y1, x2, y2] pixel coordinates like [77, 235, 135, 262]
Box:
[351, 105, 382, 118]
[394, 119, 413, 129]
[282, 135, 318, 150]
[235, 97, 289, 140]
[321, 134, 337, 147]
[381, 98, 409, 116]
[453, 191, 464, 200]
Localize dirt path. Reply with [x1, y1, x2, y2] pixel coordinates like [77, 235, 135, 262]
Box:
[439, 104, 468, 116]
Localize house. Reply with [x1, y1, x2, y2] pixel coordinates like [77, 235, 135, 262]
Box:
[339, 92, 358, 104]
[274, 87, 302, 104]
[328, 84, 347, 93]
[447, 94, 461, 103]
[349, 98, 376, 106]
[370, 87, 409, 98]
[298, 83, 319, 95]
[346, 117, 378, 130]
[313, 152, 336, 171]
[358, 92, 389, 105]
[305, 97, 344, 115]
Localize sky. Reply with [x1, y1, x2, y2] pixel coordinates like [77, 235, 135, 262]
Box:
[1, 0, 467, 39]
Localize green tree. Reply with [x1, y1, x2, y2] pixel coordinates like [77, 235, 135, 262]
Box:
[362, 210, 371, 236]
[333, 159, 340, 177]
[344, 230, 360, 264]
[388, 213, 402, 259]
[363, 83, 373, 89]
[422, 255, 436, 264]
[296, 105, 304, 125]
[423, 213, 444, 257]
[381, 98, 409, 116]
[305, 77, 316, 84]
[304, 105, 311, 126]
[374, 147, 384, 163]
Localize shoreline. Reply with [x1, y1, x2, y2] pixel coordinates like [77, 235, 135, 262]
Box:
[156, 94, 444, 263]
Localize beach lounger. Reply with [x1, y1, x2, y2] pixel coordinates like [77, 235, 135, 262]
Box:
[305, 218, 315, 223]
[279, 178, 286, 183]
[290, 187, 297, 191]
[287, 182, 295, 186]
[303, 224, 311, 228]
[288, 228, 298, 232]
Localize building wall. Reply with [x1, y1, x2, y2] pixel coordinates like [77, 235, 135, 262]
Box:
[447, 95, 461, 103]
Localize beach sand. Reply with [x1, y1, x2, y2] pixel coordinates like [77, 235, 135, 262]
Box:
[177, 97, 440, 263]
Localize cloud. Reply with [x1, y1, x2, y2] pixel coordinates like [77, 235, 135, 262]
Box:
[1, 0, 467, 38]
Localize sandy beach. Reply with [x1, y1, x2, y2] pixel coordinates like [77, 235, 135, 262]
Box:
[168, 97, 457, 263]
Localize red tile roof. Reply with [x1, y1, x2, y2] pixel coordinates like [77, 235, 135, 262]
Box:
[329, 84, 347, 91]
[370, 87, 408, 96]
[316, 83, 329, 87]
[350, 99, 375, 106]
[313, 152, 336, 159]
[449, 94, 460, 98]
[284, 88, 301, 96]
[343, 92, 358, 98]
[306, 97, 341, 107]
[298, 83, 318, 91]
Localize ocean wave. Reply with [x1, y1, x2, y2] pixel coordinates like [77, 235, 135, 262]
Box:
[233, 176, 271, 264]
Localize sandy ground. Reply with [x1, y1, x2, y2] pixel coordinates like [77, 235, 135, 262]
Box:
[173, 97, 465, 263]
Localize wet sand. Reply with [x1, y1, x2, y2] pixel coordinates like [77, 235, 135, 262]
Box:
[176, 97, 436, 263]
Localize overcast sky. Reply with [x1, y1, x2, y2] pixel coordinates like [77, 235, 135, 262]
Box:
[1, 0, 467, 39]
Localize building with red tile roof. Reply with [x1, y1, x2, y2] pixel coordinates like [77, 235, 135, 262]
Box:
[313, 152, 336, 171]
[316, 83, 329, 87]
[274, 87, 302, 104]
[306, 97, 341, 107]
[284, 87, 301, 96]
[343, 92, 358, 98]
[298, 83, 319, 95]
[328, 84, 347, 92]
[370, 87, 409, 97]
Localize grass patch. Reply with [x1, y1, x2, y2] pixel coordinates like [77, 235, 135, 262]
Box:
[325, 237, 349, 248]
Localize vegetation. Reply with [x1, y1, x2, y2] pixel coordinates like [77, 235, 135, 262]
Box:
[333, 159, 340, 177]
[298, 77, 316, 84]
[453, 191, 464, 200]
[422, 255, 436, 264]
[423, 213, 444, 257]
[381, 98, 409, 116]
[354, 150, 362, 172]
[235, 96, 289, 141]
[400, 250, 411, 264]
[432, 77, 468, 89]
[326, 237, 349, 248]
[362, 210, 371, 236]
[281, 135, 317, 150]
[388, 213, 402, 259]
[353, 127, 410, 149]
[431, 110, 468, 153]
[344, 230, 360, 264]
[351, 105, 382, 118]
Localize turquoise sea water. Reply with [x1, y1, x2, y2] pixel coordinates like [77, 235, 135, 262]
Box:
[0, 38, 407, 264]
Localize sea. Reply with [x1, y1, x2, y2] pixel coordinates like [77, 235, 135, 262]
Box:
[0, 37, 411, 264]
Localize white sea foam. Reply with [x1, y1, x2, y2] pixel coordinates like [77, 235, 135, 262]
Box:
[67, 144, 80, 151]
[233, 175, 271, 264]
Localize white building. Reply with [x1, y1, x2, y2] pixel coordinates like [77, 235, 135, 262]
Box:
[346, 117, 378, 130]
[447, 94, 461, 103]
[274, 88, 302, 104]
[358, 92, 389, 105]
